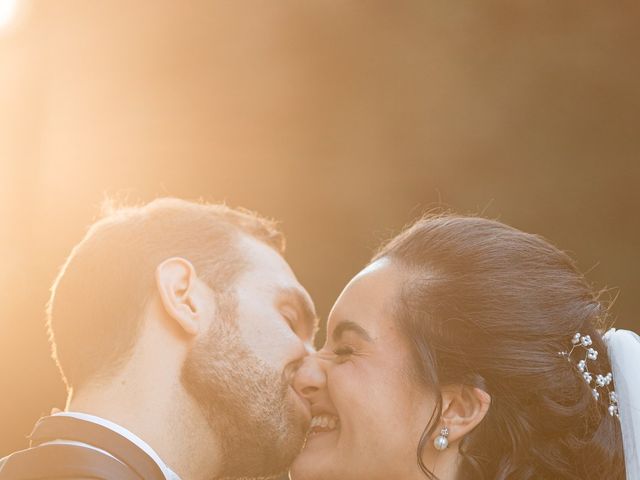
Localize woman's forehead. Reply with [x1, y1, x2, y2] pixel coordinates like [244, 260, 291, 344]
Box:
[327, 258, 403, 332]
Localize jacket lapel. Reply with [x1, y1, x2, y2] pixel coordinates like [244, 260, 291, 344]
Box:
[28, 415, 167, 480]
[0, 443, 141, 479]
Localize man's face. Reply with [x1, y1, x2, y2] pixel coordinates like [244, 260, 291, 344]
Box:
[181, 235, 317, 478]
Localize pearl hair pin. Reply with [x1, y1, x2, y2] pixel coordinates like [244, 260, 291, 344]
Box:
[559, 333, 619, 418]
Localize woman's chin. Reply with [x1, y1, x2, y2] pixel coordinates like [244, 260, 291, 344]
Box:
[290, 458, 331, 480]
[290, 431, 340, 480]
[289, 455, 322, 480]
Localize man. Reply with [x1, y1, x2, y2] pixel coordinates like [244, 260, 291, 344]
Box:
[0, 198, 317, 479]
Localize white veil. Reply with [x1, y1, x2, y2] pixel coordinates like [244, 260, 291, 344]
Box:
[603, 328, 640, 480]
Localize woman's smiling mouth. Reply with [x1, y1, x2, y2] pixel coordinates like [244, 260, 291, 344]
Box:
[309, 414, 340, 435]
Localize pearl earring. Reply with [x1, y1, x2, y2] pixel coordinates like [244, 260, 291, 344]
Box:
[434, 426, 449, 451]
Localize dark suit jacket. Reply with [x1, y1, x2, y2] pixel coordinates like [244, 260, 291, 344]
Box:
[0, 415, 167, 480]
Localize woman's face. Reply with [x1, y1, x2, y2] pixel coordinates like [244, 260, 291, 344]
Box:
[291, 258, 435, 480]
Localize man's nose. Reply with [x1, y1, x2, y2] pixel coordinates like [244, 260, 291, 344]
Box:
[292, 354, 327, 399]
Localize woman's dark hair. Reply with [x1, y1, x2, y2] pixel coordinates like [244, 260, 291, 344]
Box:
[374, 214, 625, 480]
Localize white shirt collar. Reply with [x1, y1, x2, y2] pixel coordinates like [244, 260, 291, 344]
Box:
[53, 411, 181, 480]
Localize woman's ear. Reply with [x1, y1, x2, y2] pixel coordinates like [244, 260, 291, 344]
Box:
[155, 257, 203, 336]
[439, 385, 491, 443]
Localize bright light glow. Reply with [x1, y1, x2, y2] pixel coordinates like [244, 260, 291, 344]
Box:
[0, 0, 19, 30]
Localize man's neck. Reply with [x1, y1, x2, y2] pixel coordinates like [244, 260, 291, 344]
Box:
[68, 378, 222, 480]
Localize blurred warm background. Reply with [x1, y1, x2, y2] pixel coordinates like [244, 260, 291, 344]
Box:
[1, 0, 639, 456]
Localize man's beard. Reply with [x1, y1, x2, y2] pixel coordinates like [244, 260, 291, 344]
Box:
[181, 296, 308, 479]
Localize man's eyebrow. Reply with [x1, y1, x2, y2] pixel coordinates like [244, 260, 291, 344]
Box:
[278, 287, 319, 337]
[332, 320, 373, 343]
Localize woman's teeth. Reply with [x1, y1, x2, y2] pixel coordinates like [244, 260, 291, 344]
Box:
[309, 414, 340, 434]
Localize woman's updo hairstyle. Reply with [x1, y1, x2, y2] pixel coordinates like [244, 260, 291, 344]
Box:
[374, 215, 625, 480]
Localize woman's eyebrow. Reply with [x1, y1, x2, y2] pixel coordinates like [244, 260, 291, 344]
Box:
[332, 320, 373, 343]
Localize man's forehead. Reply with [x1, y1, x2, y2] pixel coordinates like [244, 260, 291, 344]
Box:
[236, 235, 313, 304]
[235, 235, 319, 335]
[238, 234, 294, 276]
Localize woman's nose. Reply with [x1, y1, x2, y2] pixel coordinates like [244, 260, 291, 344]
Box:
[293, 354, 327, 399]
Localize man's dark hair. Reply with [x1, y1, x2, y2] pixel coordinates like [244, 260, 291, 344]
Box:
[46, 197, 285, 391]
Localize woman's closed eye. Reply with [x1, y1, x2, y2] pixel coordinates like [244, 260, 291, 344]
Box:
[332, 345, 355, 358]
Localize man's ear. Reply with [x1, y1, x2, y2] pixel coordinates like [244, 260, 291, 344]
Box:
[439, 385, 491, 444]
[155, 257, 205, 336]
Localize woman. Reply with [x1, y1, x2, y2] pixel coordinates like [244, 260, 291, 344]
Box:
[291, 215, 633, 480]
